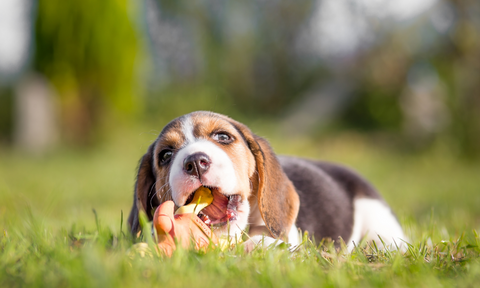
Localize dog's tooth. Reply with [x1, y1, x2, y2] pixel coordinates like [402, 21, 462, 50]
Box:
[204, 217, 211, 225]
[226, 210, 235, 219]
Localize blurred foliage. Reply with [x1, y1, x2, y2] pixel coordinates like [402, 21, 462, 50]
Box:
[341, 88, 403, 132]
[341, 0, 480, 158]
[0, 0, 478, 158]
[144, 0, 479, 158]
[34, 0, 141, 144]
[146, 0, 320, 115]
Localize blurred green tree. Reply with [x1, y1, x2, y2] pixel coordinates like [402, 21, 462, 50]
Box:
[34, 0, 141, 144]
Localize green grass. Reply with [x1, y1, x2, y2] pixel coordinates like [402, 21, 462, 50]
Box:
[1, 124, 480, 287]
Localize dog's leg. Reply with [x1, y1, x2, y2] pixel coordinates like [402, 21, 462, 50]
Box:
[244, 224, 300, 252]
[347, 198, 407, 252]
[244, 235, 282, 252]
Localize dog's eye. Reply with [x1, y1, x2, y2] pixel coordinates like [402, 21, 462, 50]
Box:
[213, 132, 233, 144]
[159, 150, 173, 164]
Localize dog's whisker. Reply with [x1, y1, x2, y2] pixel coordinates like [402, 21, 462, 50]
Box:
[148, 180, 159, 209]
[149, 180, 172, 209]
[158, 186, 171, 202]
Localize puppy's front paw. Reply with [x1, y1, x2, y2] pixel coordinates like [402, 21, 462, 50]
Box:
[243, 239, 257, 253]
[243, 235, 283, 253]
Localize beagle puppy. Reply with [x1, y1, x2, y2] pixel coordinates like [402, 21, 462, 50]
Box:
[128, 111, 406, 251]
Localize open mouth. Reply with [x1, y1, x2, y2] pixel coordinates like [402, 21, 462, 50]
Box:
[184, 186, 241, 227]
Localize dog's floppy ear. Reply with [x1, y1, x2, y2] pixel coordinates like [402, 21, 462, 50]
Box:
[128, 142, 159, 235]
[230, 120, 300, 239]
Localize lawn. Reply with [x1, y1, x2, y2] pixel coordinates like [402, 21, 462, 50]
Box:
[1, 124, 480, 287]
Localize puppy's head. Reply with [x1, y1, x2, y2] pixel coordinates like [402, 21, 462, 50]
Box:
[128, 111, 299, 240]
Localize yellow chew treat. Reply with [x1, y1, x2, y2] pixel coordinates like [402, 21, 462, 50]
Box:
[174, 186, 213, 215]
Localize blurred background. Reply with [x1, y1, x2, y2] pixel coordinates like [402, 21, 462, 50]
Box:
[0, 0, 479, 239]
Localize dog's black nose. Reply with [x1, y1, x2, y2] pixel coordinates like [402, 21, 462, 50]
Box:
[183, 152, 211, 177]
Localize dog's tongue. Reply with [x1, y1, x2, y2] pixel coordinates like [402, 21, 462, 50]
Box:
[200, 189, 228, 221]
